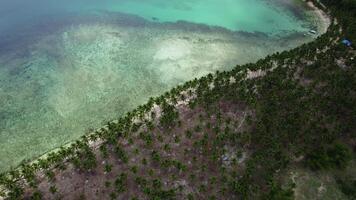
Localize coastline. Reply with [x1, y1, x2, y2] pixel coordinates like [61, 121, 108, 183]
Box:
[0, 1, 334, 198]
[0, 2, 331, 175]
[5, 0, 331, 174]
[1, 0, 332, 176]
[305, 0, 331, 34]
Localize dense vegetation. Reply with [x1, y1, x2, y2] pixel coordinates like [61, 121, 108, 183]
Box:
[0, 0, 355, 199]
[323, 0, 356, 41]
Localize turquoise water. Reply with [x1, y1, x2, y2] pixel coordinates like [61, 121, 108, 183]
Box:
[71, 0, 308, 33]
[1, 0, 310, 35]
[0, 0, 324, 172]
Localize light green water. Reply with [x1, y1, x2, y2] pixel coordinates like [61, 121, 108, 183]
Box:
[75, 0, 308, 34]
[0, 0, 326, 172]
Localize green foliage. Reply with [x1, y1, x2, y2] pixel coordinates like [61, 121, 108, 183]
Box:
[30, 191, 42, 200]
[322, 0, 356, 42]
[230, 178, 249, 199]
[143, 179, 176, 200]
[305, 143, 352, 170]
[105, 181, 111, 188]
[135, 177, 148, 187]
[115, 145, 129, 163]
[130, 166, 138, 174]
[142, 158, 148, 165]
[49, 185, 57, 194]
[185, 130, 193, 139]
[7, 184, 24, 200]
[140, 132, 154, 146]
[72, 144, 97, 171]
[174, 135, 180, 143]
[110, 192, 117, 200]
[104, 164, 113, 173]
[263, 182, 294, 200]
[159, 101, 179, 128]
[99, 145, 109, 159]
[151, 150, 161, 163]
[115, 173, 127, 193]
[336, 177, 356, 199]
[45, 170, 55, 182]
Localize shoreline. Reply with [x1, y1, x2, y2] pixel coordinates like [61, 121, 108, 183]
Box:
[0, 1, 331, 173]
[0, 0, 332, 175]
[0, 1, 335, 198]
[5, 0, 332, 172]
[305, 0, 331, 34]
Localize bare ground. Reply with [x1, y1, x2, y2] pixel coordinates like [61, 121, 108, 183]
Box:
[23, 100, 253, 200]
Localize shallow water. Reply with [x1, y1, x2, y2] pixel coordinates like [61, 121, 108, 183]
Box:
[1, 0, 308, 34]
[0, 0, 324, 172]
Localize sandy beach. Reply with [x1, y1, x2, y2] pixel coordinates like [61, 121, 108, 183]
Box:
[306, 0, 332, 33]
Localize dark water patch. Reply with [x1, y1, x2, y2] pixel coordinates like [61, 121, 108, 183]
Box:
[265, 0, 307, 21]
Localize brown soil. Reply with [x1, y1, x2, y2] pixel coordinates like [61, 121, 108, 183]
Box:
[24, 100, 253, 200]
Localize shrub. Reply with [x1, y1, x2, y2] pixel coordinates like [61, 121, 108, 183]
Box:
[336, 177, 356, 199]
[305, 143, 352, 170]
[115, 173, 127, 193]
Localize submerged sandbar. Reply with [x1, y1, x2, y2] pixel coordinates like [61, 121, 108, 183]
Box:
[0, 0, 329, 172]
